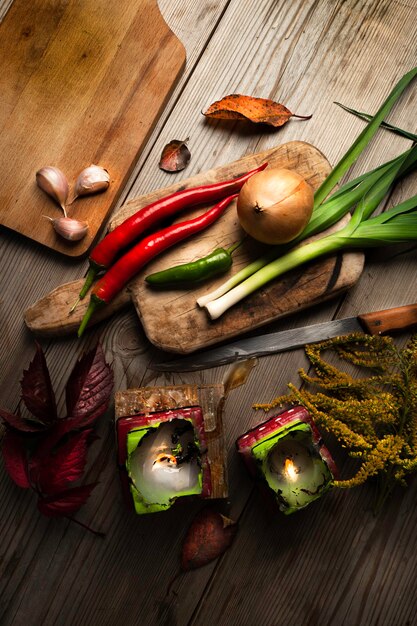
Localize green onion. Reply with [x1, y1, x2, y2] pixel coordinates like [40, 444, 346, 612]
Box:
[203, 192, 417, 320]
[314, 66, 417, 206]
[334, 102, 417, 143]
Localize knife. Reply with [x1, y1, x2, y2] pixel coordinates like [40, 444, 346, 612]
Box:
[150, 303, 417, 371]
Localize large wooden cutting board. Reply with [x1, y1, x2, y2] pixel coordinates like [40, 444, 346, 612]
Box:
[0, 0, 185, 257]
[111, 141, 365, 353]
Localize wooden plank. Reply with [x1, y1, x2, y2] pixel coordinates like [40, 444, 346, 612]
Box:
[0, 0, 185, 256]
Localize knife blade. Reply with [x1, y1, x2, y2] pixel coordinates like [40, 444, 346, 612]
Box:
[149, 302, 417, 371]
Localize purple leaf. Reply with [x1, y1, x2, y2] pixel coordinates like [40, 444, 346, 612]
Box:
[37, 483, 98, 517]
[65, 344, 113, 428]
[2, 430, 30, 488]
[0, 407, 46, 433]
[33, 429, 92, 494]
[21, 343, 57, 423]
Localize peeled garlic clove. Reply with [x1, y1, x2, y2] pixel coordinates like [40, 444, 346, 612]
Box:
[36, 166, 69, 214]
[44, 216, 88, 241]
[73, 165, 110, 199]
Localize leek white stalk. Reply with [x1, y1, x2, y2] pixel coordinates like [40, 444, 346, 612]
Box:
[205, 236, 336, 319]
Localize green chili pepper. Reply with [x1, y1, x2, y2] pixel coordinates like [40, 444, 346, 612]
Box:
[145, 240, 242, 288]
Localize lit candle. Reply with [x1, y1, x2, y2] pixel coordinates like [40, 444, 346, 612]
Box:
[117, 406, 212, 514]
[236, 406, 337, 514]
[128, 419, 202, 509]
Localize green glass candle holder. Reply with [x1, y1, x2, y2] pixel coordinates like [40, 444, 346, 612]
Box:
[119, 406, 212, 515]
[236, 406, 337, 514]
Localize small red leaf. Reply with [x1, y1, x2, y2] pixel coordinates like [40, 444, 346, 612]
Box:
[21, 343, 57, 423]
[181, 508, 237, 571]
[65, 344, 113, 428]
[159, 139, 191, 172]
[2, 430, 30, 488]
[0, 407, 46, 433]
[37, 483, 98, 517]
[33, 429, 92, 494]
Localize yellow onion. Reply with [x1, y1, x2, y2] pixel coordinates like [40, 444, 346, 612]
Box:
[236, 168, 314, 244]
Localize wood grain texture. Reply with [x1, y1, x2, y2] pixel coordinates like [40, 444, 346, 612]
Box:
[358, 302, 417, 335]
[1, 0, 417, 625]
[0, 0, 185, 256]
[23, 278, 132, 337]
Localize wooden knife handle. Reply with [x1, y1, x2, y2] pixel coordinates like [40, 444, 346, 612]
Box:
[358, 303, 417, 335]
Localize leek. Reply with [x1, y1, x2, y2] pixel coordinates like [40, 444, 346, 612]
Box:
[197, 144, 417, 308]
[203, 192, 417, 321]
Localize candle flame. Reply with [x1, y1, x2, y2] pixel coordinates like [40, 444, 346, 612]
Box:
[153, 453, 177, 467]
[284, 457, 298, 481]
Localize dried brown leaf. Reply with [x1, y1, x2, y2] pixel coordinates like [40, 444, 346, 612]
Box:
[181, 508, 237, 571]
[159, 138, 191, 172]
[203, 94, 312, 127]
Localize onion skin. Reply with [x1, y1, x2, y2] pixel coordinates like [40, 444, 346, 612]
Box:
[236, 168, 314, 244]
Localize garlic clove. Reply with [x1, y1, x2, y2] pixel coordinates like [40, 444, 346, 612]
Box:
[73, 164, 110, 200]
[44, 216, 88, 241]
[36, 166, 69, 215]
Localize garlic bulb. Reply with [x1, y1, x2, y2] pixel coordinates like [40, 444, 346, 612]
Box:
[73, 165, 110, 200]
[44, 216, 88, 241]
[36, 166, 69, 215]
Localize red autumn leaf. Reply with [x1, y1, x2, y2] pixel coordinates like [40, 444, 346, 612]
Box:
[0, 407, 46, 433]
[203, 94, 312, 128]
[20, 342, 57, 424]
[2, 343, 111, 534]
[159, 138, 191, 172]
[2, 430, 30, 488]
[65, 344, 113, 429]
[32, 429, 92, 494]
[181, 508, 238, 571]
[37, 483, 98, 517]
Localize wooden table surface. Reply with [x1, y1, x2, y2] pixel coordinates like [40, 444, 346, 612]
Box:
[1, 1, 417, 625]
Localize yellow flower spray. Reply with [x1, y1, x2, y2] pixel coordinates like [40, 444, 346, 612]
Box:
[254, 333, 417, 512]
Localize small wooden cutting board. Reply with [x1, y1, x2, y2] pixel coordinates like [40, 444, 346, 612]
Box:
[24, 142, 365, 349]
[0, 0, 185, 256]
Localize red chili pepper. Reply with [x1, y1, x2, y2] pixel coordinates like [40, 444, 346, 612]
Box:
[77, 194, 238, 337]
[78, 163, 268, 299]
